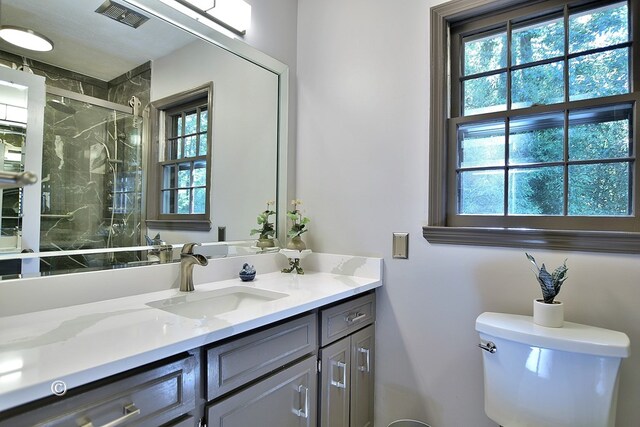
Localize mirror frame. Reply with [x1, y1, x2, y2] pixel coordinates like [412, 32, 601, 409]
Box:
[0, 0, 291, 274]
[125, 0, 291, 244]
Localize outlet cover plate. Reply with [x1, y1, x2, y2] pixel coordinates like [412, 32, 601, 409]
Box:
[392, 232, 409, 259]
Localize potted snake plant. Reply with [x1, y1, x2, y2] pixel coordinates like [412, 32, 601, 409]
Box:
[526, 253, 569, 327]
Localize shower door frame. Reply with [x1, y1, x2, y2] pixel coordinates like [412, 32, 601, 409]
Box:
[47, 87, 133, 116]
[42, 87, 146, 262]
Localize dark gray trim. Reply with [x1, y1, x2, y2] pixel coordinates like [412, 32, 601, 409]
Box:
[146, 219, 212, 231]
[147, 83, 214, 229]
[423, 225, 640, 253]
[427, 0, 640, 253]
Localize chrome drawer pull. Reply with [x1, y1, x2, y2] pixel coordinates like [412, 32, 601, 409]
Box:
[357, 347, 370, 372]
[345, 312, 366, 324]
[81, 403, 140, 427]
[294, 384, 309, 418]
[330, 361, 347, 389]
[478, 342, 497, 354]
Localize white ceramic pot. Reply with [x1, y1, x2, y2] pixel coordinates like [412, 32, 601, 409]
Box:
[533, 298, 564, 328]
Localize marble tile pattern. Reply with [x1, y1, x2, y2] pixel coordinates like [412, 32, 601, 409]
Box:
[0, 50, 151, 273]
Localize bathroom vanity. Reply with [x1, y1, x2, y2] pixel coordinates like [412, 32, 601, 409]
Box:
[0, 252, 381, 426]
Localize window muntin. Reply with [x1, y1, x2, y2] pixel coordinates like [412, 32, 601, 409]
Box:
[452, 0, 635, 227]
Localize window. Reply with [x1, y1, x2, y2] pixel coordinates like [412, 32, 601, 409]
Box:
[426, 0, 640, 253]
[147, 84, 213, 230]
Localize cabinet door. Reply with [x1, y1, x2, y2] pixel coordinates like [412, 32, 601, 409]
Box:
[350, 325, 375, 427]
[207, 356, 317, 427]
[319, 336, 351, 427]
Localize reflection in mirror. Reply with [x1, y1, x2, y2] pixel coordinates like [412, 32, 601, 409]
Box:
[0, 81, 27, 253]
[0, 0, 286, 279]
[40, 88, 143, 272]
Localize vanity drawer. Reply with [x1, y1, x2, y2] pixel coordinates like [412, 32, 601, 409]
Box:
[206, 313, 317, 401]
[0, 354, 197, 427]
[320, 292, 375, 346]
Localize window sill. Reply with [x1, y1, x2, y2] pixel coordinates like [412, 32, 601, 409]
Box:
[422, 225, 640, 254]
[146, 219, 212, 231]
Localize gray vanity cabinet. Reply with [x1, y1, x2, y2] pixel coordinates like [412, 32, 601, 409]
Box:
[206, 313, 317, 401]
[319, 334, 351, 426]
[349, 325, 375, 427]
[0, 353, 197, 427]
[204, 313, 318, 426]
[206, 355, 317, 427]
[319, 293, 375, 427]
[0, 292, 376, 427]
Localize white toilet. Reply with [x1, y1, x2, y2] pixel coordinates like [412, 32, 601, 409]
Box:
[476, 312, 630, 427]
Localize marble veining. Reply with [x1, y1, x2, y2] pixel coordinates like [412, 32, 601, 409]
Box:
[0, 50, 151, 275]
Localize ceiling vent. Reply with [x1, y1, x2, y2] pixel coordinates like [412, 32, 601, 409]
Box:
[95, 0, 150, 29]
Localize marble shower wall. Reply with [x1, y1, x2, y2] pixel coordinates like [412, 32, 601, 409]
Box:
[0, 50, 151, 272]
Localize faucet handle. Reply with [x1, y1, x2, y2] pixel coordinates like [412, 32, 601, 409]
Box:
[181, 242, 201, 255]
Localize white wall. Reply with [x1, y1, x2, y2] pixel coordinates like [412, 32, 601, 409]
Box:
[150, 38, 278, 243]
[295, 0, 640, 426]
[242, 0, 299, 208]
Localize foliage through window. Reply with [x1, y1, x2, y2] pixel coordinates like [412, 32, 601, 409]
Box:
[162, 100, 208, 215]
[426, 0, 640, 252]
[449, 0, 636, 230]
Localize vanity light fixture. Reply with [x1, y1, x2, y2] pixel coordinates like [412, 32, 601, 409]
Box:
[0, 26, 54, 52]
[166, 0, 251, 36]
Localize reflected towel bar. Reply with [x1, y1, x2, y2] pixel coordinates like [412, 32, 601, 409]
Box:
[41, 213, 74, 220]
[0, 171, 37, 188]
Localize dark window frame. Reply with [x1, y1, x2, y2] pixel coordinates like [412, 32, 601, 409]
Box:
[146, 83, 213, 231]
[424, 0, 640, 253]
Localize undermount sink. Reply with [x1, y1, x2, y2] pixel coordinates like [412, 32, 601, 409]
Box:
[146, 286, 288, 319]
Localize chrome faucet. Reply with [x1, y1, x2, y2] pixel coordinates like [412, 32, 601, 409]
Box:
[179, 242, 209, 292]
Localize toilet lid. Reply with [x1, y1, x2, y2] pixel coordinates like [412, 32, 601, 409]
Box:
[476, 312, 630, 358]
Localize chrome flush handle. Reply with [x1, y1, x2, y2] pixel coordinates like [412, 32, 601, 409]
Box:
[478, 341, 497, 353]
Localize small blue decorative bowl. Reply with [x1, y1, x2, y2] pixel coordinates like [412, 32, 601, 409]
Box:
[239, 272, 256, 282]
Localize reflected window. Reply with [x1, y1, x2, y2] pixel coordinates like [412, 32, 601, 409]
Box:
[148, 84, 212, 230]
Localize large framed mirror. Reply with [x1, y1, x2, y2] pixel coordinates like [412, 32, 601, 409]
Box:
[0, 0, 289, 279]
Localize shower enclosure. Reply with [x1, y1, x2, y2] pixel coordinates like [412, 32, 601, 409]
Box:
[41, 88, 143, 272]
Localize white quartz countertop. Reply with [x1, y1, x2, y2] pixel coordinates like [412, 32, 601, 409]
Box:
[0, 266, 382, 412]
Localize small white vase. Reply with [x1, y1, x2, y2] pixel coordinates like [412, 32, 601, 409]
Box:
[533, 299, 564, 328]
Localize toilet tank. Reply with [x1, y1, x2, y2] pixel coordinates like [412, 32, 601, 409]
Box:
[476, 312, 630, 427]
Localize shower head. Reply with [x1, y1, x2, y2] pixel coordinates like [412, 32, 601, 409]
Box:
[47, 97, 76, 115]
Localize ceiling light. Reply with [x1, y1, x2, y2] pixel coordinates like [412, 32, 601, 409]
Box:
[0, 26, 54, 52]
[205, 0, 250, 34]
[184, 0, 215, 10]
[168, 0, 251, 36]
